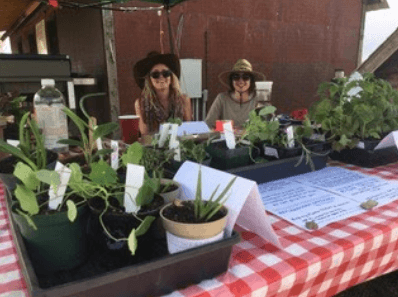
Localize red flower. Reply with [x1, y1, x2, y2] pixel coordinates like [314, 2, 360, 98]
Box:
[49, 0, 58, 8]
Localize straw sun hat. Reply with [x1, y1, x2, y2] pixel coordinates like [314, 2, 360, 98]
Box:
[218, 59, 265, 88]
[133, 51, 181, 89]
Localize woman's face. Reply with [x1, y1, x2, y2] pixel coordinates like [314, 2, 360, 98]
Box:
[149, 63, 172, 91]
[232, 72, 251, 93]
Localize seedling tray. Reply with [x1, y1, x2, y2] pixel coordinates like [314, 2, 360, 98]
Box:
[329, 146, 398, 168]
[5, 193, 240, 297]
[227, 154, 328, 184]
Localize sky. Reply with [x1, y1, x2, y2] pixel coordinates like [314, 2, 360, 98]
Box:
[362, 0, 398, 62]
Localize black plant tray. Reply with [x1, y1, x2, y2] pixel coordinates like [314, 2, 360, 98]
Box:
[5, 194, 240, 297]
[227, 154, 328, 184]
[329, 146, 398, 168]
[206, 141, 252, 170]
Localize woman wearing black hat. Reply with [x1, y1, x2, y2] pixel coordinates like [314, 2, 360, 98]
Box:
[133, 51, 192, 135]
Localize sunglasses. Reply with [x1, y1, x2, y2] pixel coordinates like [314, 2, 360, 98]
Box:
[150, 70, 172, 79]
[231, 73, 251, 81]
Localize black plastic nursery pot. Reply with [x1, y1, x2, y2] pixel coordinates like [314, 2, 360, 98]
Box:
[228, 154, 328, 184]
[206, 141, 252, 170]
[11, 203, 89, 275]
[329, 146, 398, 168]
[5, 193, 240, 297]
[263, 143, 302, 160]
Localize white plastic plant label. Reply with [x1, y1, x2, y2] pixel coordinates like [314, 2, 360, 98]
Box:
[111, 140, 119, 170]
[6, 139, 20, 147]
[356, 141, 365, 149]
[96, 138, 103, 150]
[48, 161, 71, 210]
[264, 146, 279, 159]
[170, 140, 181, 162]
[286, 126, 295, 148]
[158, 123, 171, 148]
[223, 121, 236, 149]
[169, 124, 179, 143]
[124, 163, 145, 213]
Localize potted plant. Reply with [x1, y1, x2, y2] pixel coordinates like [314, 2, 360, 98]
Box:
[309, 72, 398, 167]
[0, 92, 28, 140]
[160, 166, 237, 253]
[3, 114, 88, 274]
[0, 112, 58, 192]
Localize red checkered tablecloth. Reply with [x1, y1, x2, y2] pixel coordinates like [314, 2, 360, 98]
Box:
[2, 161, 398, 297]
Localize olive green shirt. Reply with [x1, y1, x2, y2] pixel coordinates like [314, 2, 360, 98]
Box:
[205, 92, 262, 129]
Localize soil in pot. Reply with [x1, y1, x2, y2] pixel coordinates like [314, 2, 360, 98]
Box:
[162, 200, 226, 223]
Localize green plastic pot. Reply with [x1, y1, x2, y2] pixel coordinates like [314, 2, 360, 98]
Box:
[12, 204, 89, 275]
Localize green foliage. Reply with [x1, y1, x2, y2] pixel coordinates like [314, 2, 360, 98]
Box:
[179, 139, 207, 164]
[242, 106, 285, 147]
[0, 112, 47, 171]
[59, 93, 118, 165]
[193, 167, 237, 222]
[309, 73, 398, 151]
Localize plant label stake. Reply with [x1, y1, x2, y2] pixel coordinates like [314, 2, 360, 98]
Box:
[158, 123, 171, 148]
[124, 163, 145, 213]
[111, 140, 119, 170]
[48, 162, 71, 210]
[286, 126, 295, 148]
[6, 139, 19, 147]
[223, 121, 236, 149]
[96, 138, 103, 160]
[169, 124, 181, 161]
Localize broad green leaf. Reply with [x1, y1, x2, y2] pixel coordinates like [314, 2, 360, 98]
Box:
[121, 142, 143, 166]
[135, 182, 155, 206]
[93, 122, 119, 140]
[127, 229, 137, 256]
[135, 216, 156, 237]
[15, 208, 37, 230]
[36, 170, 61, 193]
[14, 184, 39, 215]
[89, 160, 118, 186]
[258, 105, 277, 116]
[66, 200, 77, 222]
[0, 140, 37, 170]
[13, 162, 39, 190]
[69, 163, 83, 183]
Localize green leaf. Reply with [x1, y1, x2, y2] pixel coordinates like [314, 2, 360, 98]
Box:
[89, 160, 118, 186]
[66, 200, 77, 222]
[15, 208, 37, 230]
[36, 170, 61, 193]
[14, 184, 39, 216]
[135, 216, 156, 236]
[93, 122, 119, 140]
[121, 142, 143, 166]
[127, 229, 137, 255]
[0, 139, 37, 170]
[258, 105, 277, 116]
[135, 181, 155, 206]
[69, 163, 83, 183]
[13, 162, 40, 190]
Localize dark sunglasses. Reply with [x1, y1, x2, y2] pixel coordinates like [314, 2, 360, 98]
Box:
[150, 70, 172, 79]
[231, 73, 251, 81]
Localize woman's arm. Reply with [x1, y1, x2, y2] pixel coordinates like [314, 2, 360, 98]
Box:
[134, 99, 149, 135]
[182, 94, 193, 121]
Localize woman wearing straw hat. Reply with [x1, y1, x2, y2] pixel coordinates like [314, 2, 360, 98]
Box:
[133, 51, 192, 135]
[205, 59, 266, 129]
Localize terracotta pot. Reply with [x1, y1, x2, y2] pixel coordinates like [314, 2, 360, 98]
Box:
[159, 203, 228, 240]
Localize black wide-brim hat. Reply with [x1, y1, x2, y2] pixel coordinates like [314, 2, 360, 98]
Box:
[133, 51, 181, 89]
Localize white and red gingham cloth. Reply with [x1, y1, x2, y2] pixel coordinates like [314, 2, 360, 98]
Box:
[2, 161, 398, 297]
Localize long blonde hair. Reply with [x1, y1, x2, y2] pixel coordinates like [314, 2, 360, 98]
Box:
[139, 72, 184, 132]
